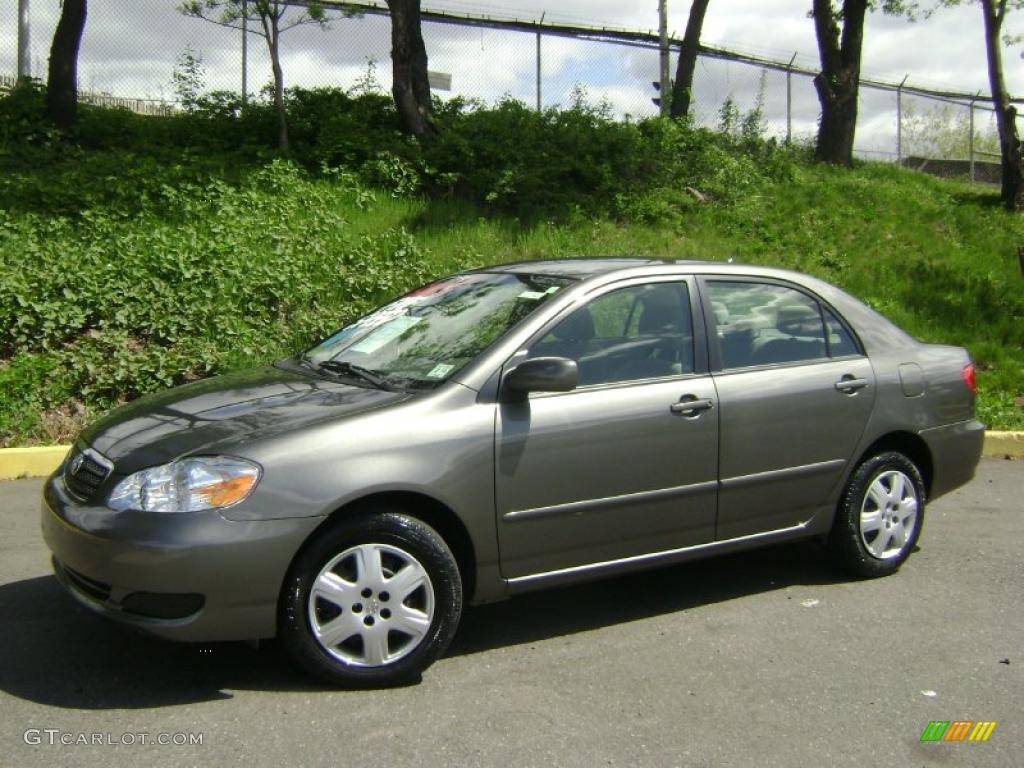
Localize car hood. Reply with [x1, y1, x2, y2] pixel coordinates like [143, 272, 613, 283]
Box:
[78, 364, 411, 474]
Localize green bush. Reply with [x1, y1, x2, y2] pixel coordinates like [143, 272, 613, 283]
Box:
[0, 80, 58, 147]
[0, 159, 433, 444]
[1, 84, 799, 221]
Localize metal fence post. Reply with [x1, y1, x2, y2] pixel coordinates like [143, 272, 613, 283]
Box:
[786, 52, 797, 145]
[17, 0, 31, 80]
[969, 96, 977, 183]
[241, 0, 249, 105]
[658, 0, 670, 117]
[536, 12, 545, 112]
[896, 74, 908, 165]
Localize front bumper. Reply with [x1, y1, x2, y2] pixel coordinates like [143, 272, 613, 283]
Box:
[41, 473, 325, 642]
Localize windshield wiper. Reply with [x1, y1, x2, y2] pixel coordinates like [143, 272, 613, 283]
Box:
[310, 359, 394, 390]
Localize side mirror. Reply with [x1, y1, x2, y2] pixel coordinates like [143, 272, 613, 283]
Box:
[504, 357, 579, 396]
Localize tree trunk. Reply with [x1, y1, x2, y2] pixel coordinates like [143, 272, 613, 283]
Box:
[386, 0, 437, 140]
[270, 35, 289, 153]
[980, 0, 1023, 211]
[45, 0, 88, 131]
[260, 8, 290, 154]
[811, 0, 867, 166]
[670, 0, 710, 119]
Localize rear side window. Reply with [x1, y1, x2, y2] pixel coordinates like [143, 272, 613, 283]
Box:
[707, 281, 858, 369]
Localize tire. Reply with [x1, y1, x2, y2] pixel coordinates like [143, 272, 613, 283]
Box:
[279, 511, 462, 687]
[829, 451, 926, 578]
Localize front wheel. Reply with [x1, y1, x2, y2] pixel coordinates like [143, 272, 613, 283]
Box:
[829, 451, 925, 578]
[279, 511, 462, 687]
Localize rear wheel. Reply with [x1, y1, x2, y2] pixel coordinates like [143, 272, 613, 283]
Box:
[279, 511, 462, 687]
[829, 451, 925, 578]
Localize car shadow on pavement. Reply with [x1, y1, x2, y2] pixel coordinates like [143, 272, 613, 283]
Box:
[449, 539, 845, 656]
[0, 575, 320, 709]
[0, 539, 846, 707]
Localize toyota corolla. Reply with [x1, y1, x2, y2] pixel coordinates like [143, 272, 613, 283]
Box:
[42, 259, 984, 686]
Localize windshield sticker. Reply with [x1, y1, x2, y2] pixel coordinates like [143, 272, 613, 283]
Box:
[341, 297, 428, 337]
[545, 286, 561, 295]
[318, 327, 356, 348]
[517, 290, 546, 300]
[426, 363, 455, 379]
[348, 315, 423, 354]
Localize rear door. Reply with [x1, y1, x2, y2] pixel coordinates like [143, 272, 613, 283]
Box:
[702, 278, 876, 540]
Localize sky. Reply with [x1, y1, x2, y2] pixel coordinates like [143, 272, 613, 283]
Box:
[2, 1, 1021, 157]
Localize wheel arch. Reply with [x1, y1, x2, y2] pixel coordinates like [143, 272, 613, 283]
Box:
[284, 491, 477, 605]
[852, 431, 934, 498]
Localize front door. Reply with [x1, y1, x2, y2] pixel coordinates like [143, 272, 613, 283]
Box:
[495, 279, 719, 579]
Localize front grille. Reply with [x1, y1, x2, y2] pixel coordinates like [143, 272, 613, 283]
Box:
[63, 446, 113, 502]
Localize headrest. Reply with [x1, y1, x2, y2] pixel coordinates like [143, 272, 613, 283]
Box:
[552, 308, 595, 341]
[776, 304, 820, 337]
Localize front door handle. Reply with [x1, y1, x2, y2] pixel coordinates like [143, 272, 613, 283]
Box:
[670, 396, 715, 417]
[835, 376, 869, 394]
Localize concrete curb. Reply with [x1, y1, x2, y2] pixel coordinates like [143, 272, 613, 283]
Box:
[984, 430, 1024, 459]
[0, 445, 70, 480]
[1, 432, 1021, 480]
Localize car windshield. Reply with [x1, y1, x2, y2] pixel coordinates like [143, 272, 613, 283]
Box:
[302, 272, 575, 390]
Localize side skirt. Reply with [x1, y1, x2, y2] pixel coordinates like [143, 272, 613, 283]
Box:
[505, 518, 828, 595]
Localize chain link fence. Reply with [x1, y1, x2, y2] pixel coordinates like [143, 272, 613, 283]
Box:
[2, 0, 1020, 175]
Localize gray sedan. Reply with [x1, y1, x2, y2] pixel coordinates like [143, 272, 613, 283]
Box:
[42, 259, 984, 686]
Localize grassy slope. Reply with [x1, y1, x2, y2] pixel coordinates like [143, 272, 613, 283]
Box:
[0, 147, 1022, 446]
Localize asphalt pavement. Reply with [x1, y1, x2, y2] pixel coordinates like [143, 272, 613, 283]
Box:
[0, 459, 1021, 768]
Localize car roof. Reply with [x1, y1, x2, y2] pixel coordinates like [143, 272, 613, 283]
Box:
[477, 257, 703, 279]
[474, 257, 806, 283]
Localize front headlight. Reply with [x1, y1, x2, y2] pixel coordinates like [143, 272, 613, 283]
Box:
[107, 456, 261, 513]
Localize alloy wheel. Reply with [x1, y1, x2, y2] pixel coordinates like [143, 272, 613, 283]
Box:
[858, 469, 919, 560]
[308, 543, 435, 667]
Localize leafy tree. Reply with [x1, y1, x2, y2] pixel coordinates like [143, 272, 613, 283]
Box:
[179, 1, 339, 153]
[385, 0, 437, 140]
[348, 57, 384, 97]
[934, 1, 1023, 210]
[717, 71, 768, 141]
[811, 1, 910, 166]
[172, 47, 206, 112]
[670, 0, 711, 119]
[901, 101, 1001, 159]
[45, 0, 88, 131]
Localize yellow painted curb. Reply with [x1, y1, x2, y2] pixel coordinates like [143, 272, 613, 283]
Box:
[983, 431, 1024, 459]
[0, 445, 69, 480]
[0, 431, 1020, 481]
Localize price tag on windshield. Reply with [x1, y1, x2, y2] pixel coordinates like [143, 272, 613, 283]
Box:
[348, 315, 423, 354]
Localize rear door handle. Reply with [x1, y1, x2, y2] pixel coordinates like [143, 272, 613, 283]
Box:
[835, 376, 869, 394]
[670, 396, 715, 417]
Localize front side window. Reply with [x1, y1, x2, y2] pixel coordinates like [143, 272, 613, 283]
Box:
[304, 272, 574, 389]
[708, 280, 858, 369]
[528, 281, 694, 386]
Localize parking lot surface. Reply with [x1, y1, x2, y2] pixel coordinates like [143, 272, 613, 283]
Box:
[1, 458, 1021, 767]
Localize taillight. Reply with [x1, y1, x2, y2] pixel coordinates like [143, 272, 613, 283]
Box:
[962, 363, 977, 395]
